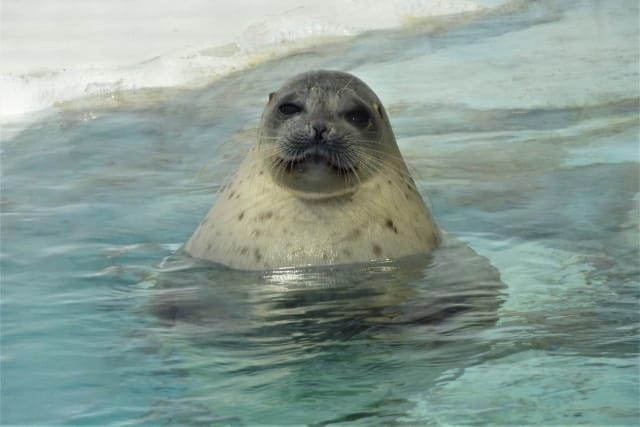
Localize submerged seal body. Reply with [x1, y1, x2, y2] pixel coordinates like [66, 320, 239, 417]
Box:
[185, 70, 441, 270]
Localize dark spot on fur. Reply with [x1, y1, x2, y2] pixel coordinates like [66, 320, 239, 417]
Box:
[387, 179, 393, 185]
[259, 170, 264, 176]
[235, 193, 241, 199]
[228, 191, 235, 200]
[343, 248, 352, 257]
[372, 244, 383, 257]
[207, 243, 213, 250]
[385, 219, 398, 234]
[254, 248, 262, 262]
[404, 192, 410, 200]
[238, 211, 245, 221]
[322, 253, 329, 260]
[347, 228, 362, 239]
[240, 247, 248, 255]
[258, 211, 273, 221]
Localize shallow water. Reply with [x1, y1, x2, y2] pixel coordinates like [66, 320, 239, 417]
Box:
[2, 1, 639, 425]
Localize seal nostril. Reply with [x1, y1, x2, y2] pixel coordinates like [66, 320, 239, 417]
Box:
[312, 123, 328, 141]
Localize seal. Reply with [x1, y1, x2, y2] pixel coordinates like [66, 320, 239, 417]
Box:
[185, 70, 441, 270]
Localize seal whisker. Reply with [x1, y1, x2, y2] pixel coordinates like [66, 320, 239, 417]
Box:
[350, 153, 420, 201]
[357, 149, 414, 179]
[338, 75, 356, 95]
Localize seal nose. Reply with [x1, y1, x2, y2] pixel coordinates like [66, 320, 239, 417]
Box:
[312, 122, 328, 142]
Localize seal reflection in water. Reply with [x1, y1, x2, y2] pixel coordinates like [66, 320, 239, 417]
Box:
[186, 70, 441, 270]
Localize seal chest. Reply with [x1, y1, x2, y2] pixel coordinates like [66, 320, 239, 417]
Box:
[185, 70, 441, 270]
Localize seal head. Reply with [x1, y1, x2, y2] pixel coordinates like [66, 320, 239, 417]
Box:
[260, 71, 396, 199]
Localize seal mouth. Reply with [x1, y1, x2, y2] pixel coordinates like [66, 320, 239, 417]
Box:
[269, 135, 363, 198]
[285, 154, 353, 174]
[280, 147, 356, 175]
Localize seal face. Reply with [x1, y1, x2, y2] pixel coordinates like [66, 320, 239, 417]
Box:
[260, 72, 386, 199]
[185, 70, 441, 270]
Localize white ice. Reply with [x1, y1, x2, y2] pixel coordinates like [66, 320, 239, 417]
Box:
[0, 0, 503, 119]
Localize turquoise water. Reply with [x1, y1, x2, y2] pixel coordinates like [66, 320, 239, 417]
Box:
[2, 1, 639, 425]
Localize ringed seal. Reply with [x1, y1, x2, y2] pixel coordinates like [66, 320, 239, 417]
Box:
[185, 70, 441, 270]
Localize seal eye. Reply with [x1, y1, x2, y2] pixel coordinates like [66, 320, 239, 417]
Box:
[279, 103, 302, 115]
[345, 109, 370, 128]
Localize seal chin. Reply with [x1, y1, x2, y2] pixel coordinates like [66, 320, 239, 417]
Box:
[272, 152, 359, 199]
[266, 142, 359, 199]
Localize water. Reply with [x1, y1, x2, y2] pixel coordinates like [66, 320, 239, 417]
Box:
[2, 1, 639, 425]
